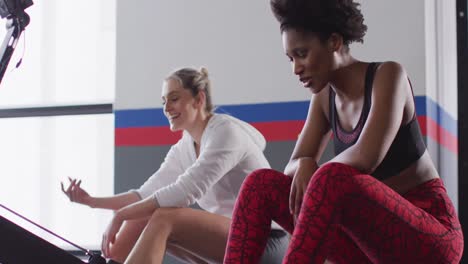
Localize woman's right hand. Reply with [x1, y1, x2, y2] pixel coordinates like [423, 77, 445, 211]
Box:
[61, 177, 92, 206]
[101, 211, 124, 258]
[289, 157, 319, 225]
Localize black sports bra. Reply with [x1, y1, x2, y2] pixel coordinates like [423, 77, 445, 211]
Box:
[329, 62, 426, 180]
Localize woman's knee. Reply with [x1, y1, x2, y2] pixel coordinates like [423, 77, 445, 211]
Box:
[147, 208, 180, 231]
[306, 162, 378, 203]
[313, 162, 362, 181]
[109, 218, 149, 261]
[304, 162, 370, 197]
[243, 168, 286, 186]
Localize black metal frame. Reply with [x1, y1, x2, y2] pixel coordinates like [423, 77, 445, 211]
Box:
[0, 215, 106, 263]
[457, 0, 467, 263]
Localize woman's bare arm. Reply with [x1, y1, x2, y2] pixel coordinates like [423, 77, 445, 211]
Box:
[285, 89, 331, 176]
[331, 61, 408, 173]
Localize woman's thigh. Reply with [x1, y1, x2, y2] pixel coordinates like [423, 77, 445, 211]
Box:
[292, 163, 462, 263]
[150, 207, 231, 264]
[336, 178, 461, 263]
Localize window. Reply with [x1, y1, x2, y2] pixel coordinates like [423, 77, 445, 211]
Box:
[0, 0, 115, 250]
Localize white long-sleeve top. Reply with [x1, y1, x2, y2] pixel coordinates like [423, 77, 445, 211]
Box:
[136, 113, 270, 218]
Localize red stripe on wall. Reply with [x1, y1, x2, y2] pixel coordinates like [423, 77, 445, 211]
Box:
[115, 118, 457, 154]
[251, 121, 305, 142]
[115, 121, 305, 146]
[418, 116, 458, 154]
[116, 127, 182, 146]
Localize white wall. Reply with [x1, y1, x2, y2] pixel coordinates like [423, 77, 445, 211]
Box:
[353, 0, 427, 95]
[115, 0, 428, 110]
[425, 0, 458, 119]
[116, 0, 306, 110]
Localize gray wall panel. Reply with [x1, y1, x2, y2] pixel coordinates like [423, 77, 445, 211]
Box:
[263, 141, 296, 171]
[115, 141, 337, 194]
[115, 137, 457, 205]
[115, 145, 172, 193]
[114, 143, 298, 194]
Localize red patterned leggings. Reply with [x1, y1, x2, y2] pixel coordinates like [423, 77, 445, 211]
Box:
[224, 162, 463, 264]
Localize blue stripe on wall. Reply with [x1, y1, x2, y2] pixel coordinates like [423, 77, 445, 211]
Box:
[115, 101, 309, 128]
[415, 97, 457, 136]
[214, 101, 309, 122]
[116, 108, 169, 128]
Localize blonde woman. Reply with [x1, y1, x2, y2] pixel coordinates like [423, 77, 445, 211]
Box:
[62, 67, 288, 264]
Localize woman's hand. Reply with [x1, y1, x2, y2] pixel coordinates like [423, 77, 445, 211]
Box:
[100, 197, 159, 257]
[289, 157, 319, 224]
[101, 211, 124, 258]
[61, 177, 92, 206]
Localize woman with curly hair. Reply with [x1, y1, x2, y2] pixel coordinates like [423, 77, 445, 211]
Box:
[223, 0, 464, 263]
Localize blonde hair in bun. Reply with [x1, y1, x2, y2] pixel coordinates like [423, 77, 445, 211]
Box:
[166, 67, 214, 113]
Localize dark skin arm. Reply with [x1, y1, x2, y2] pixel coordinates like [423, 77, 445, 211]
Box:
[285, 88, 331, 221]
[331, 62, 408, 173]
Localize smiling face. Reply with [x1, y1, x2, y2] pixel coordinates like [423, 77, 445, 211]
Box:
[162, 78, 201, 132]
[282, 28, 337, 94]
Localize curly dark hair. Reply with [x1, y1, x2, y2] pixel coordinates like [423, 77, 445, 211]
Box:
[270, 0, 367, 45]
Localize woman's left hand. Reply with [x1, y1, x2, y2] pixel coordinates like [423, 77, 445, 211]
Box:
[101, 212, 124, 258]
